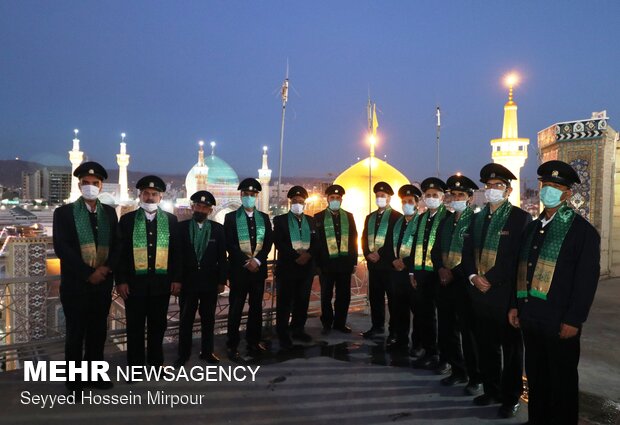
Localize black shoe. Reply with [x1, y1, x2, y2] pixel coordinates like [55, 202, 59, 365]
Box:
[464, 382, 483, 396]
[409, 347, 425, 359]
[440, 373, 468, 386]
[434, 361, 451, 375]
[247, 342, 268, 356]
[227, 348, 242, 361]
[412, 355, 439, 369]
[89, 380, 114, 390]
[498, 402, 520, 418]
[473, 394, 502, 406]
[321, 327, 331, 335]
[279, 338, 294, 350]
[361, 327, 384, 338]
[173, 357, 187, 368]
[291, 332, 312, 343]
[333, 325, 352, 334]
[199, 352, 220, 364]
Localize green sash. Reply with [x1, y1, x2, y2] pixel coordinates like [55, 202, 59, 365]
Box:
[324, 209, 349, 258]
[72, 197, 110, 268]
[413, 204, 446, 271]
[517, 204, 575, 300]
[189, 219, 211, 261]
[133, 208, 169, 275]
[441, 207, 474, 270]
[393, 213, 420, 259]
[288, 212, 311, 251]
[368, 207, 392, 252]
[472, 200, 512, 275]
[236, 207, 265, 258]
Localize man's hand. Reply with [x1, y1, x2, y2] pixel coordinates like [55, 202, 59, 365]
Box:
[472, 275, 491, 293]
[438, 268, 453, 286]
[508, 308, 520, 328]
[245, 258, 259, 273]
[218, 284, 226, 294]
[409, 275, 417, 289]
[295, 251, 312, 266]
[171, 282, 182, 296]
[559, 323, 579, 339]
[392, 258, 405, 271]
[117, 283, 130, 300]
[87, 266, 110, 285]
[367, 252, 380, 263]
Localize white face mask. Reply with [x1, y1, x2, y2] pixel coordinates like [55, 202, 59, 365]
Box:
[140, 202, 159, 213]
[80, 185, 100, 201]
[376, 197, 388, 208]
[451, 200, 468, 212]
[402, 203, 416, 216]
[425, 197, 442, 210]
[485, 188, 506, 204]
[290, 203, 304, 215]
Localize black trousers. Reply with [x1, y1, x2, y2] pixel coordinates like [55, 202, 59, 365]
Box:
[178, 289, 219, 359]
[368, 269, 394, 333]
[436, 279, 480, 380]
[412, 270, 438, 356]
[320, 271, 351, 329]
[226, 276, 265, 349]
[391, 270, 415, 346]
[474, 314, 523, 403]
[125, 293, 170, 367]
[276, 272, 313, 340]
[522, 320, 580, 425]
[60, 287, 112, 366]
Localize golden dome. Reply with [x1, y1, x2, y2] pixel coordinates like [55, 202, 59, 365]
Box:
[334, 156, 410, 249]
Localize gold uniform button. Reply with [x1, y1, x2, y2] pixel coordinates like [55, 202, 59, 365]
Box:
[528, 262, 532, 267]
[533, 246, 538, 250]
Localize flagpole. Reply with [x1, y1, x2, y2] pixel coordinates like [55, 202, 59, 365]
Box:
[367, 98, 373, 216]
[276, 62, 289, 212]
[436, 106, 441, 178]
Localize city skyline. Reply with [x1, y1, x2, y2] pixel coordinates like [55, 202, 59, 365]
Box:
[1, 1, 619, 185]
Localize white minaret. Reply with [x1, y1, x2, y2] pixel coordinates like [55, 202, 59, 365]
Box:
[117, 132, 130, 202]
[490, 73, 529, 207]
[258, 146, 272, 213]
[195, 141, 209, 191]
[68, 128, 84, 202]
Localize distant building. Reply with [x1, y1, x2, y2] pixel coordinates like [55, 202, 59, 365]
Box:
[21, 170, 42, 200]
[42, 167, 71, 204]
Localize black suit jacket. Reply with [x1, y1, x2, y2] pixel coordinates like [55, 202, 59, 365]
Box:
[224, 208, 273, 281]
[53, 201, 119, 292]
[273, 212, 317, 278]
[431, 212, 467, 281]
[116, 209, 182, 296]
[462, 203, 531, 320]
[362, 208, 403, 271]
[179, 219, 227, 292]
[313, 209, 358, 273]
[516, 213, 600, 333]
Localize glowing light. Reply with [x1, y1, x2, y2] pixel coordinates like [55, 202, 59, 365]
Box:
[210, 141, 216, 148]
[263, 146, 268, 153]
[198, 140, 204, 147]
[505, 73, 519, 88]
[121, 132, 126, 139]
[74, 129, 79, 136]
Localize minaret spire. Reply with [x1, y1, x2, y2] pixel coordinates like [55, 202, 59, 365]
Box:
[68, 128, 84, 202]
[117, 132, 130, 202]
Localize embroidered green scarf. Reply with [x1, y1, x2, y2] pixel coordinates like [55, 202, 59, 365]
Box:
[190, 219, 211, 261]
[393, 213, 420, 259]
[133, 208, 169, 275]
[414, 204, 447, 271]
[236, 207, 265, 258]
[517, 204, 575, 300]
[472, 200, 512, 275]
[72, 197, 110, 268]
[368, 207, 392, 252]
[288, 211, 311, 251]
[324, 209, 349, 258]
[441, 207, 474, 270]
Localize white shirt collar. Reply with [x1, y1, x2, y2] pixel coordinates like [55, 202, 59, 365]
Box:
[85, 202, 97, 213]
[144, 210, 157, 221]
[245, 209, 254, 218]
[540, 212, 557, 228]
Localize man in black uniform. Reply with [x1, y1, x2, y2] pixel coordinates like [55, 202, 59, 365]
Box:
[462, 163, 530, 418]
[273, 186, 317, 349]
[431, 174, 482, 394]
[116, 175, 182, 368]
[410, 177, 450, 370]
[361, 182, 402, 339]
[389, 184, 421, 352]
[225, 178, 273, 360]
[175, 191, 227, 367]
[53, 161, 118, 391]
[314, 184, 358, 334]
[509, 160, 600, 425]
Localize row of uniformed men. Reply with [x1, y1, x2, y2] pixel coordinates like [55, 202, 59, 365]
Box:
[54, 159, 599, 425]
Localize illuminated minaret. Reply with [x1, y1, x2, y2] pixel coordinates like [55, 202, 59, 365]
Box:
[116, 132, 130, 202]
[195, 141, 209, 191]
[258, 146, 272, 212]
[490, 73, 529, 206]
[68, 129, 84, 202]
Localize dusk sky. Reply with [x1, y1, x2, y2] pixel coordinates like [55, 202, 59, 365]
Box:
[1, 1, 618, 187]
